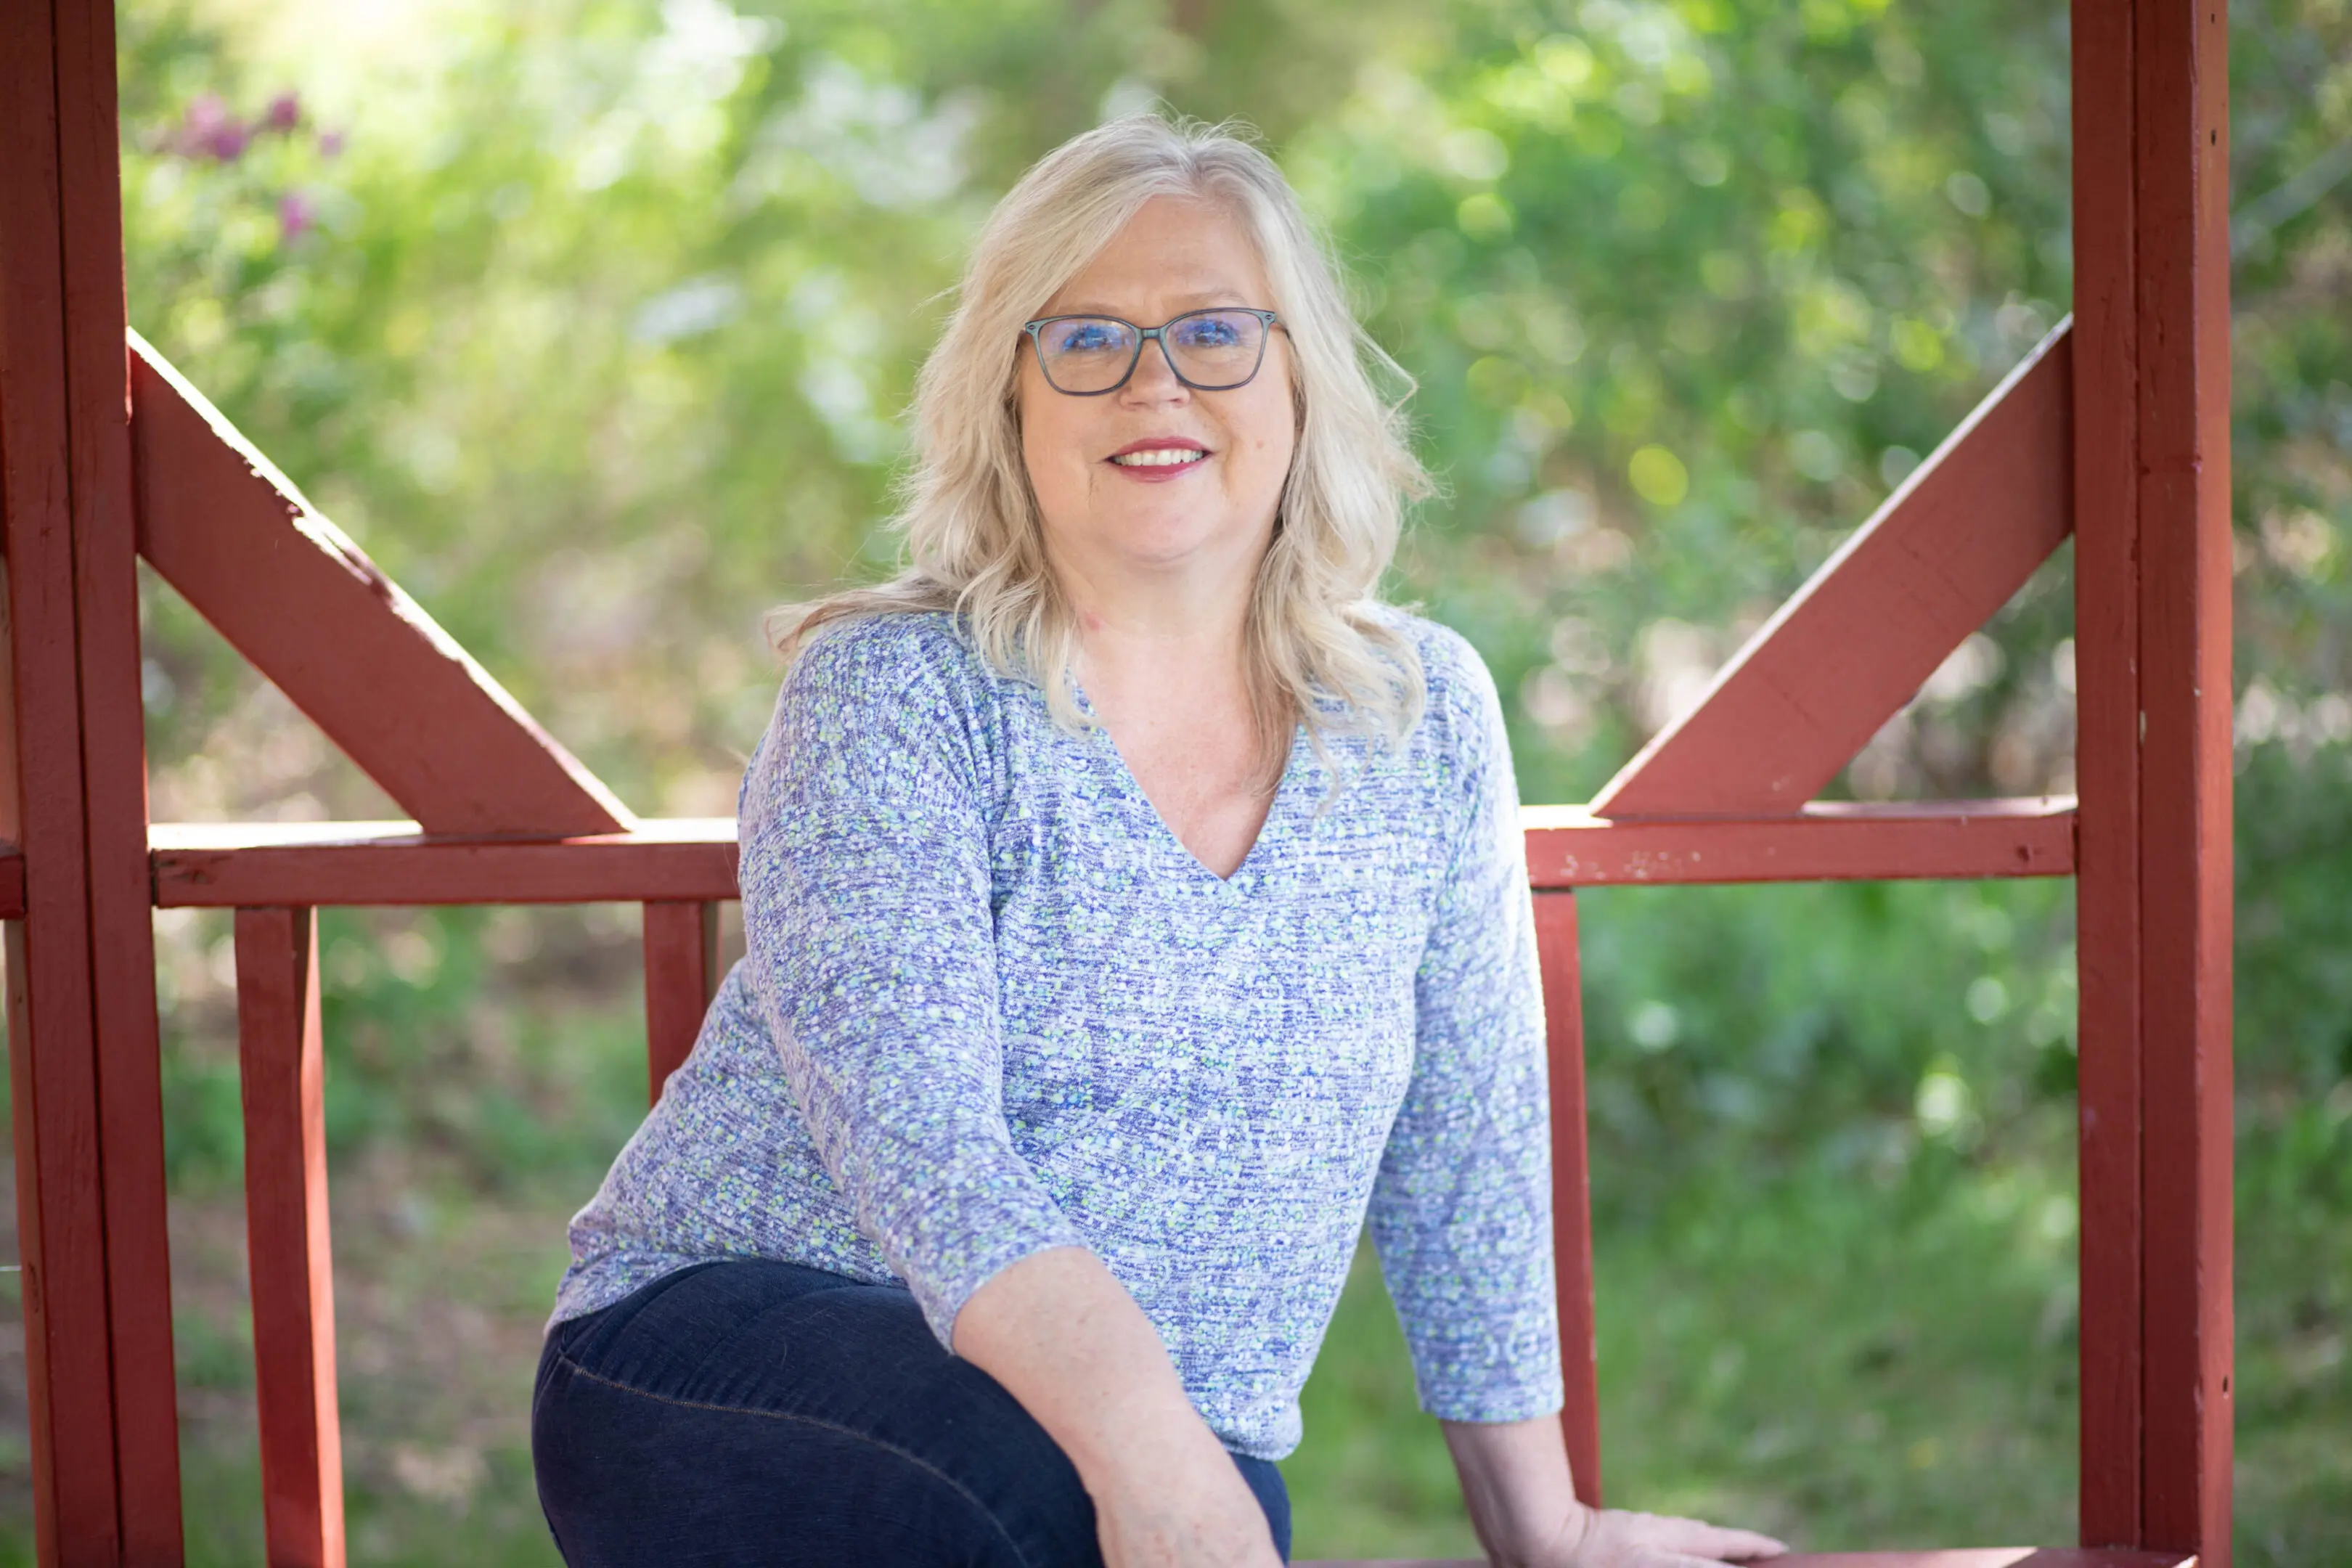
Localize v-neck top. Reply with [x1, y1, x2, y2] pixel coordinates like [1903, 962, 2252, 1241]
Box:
[550, 608, 1561, 1458]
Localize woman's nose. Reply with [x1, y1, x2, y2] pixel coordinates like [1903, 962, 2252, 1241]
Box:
[1119, 335, 1188, 403]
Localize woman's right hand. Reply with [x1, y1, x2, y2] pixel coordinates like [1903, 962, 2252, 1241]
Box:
[1090, 1442, 1285, 1568]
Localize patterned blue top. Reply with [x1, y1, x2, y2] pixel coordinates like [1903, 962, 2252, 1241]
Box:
[552, 609, 1560, 1458]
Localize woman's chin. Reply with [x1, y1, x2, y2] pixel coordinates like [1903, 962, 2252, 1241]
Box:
[1077, 510, 1255, 573]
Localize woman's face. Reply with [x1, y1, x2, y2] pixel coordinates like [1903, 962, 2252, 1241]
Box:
[1016, 195, 1297, 595]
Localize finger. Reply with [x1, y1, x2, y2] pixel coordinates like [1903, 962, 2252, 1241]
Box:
[1707, 1527, 1791, 1561]
[1646, 1516, 1791, 1560]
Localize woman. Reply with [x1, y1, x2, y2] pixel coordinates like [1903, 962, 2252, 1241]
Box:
[533, 115, 1787, 1568]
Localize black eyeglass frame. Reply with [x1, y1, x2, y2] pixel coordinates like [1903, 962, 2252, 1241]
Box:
[1019, 307, 1285, 396]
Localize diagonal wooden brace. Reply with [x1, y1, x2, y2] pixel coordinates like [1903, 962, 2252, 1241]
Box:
[127, 333, 634, 838]
[1593, 321, 2075, 819]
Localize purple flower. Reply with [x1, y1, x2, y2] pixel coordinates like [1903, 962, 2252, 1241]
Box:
[318, 128, 345, 159]
[264, 92, 301, 132]
[178, 94, 249, 161]
[279, 191, 316, 242]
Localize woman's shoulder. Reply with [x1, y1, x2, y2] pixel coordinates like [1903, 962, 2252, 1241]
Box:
[1357, 603, 1503, 739]
[787, 609, 995, 707]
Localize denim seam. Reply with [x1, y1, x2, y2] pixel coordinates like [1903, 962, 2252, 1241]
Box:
[551, 1350, 1042, 1568]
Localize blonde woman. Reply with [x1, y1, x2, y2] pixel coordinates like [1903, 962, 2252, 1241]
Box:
[534, 116, 1787, 1568]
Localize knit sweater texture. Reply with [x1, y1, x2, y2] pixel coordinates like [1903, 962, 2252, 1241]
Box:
[552, 608, 1560, 1458]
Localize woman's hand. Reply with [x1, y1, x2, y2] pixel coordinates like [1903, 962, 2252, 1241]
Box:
[1547, 1506, 1788, 1567]
[954, 1246, 1281, 1568]
[1442, 1416, 1787, 1568]
[1089, 1445, 1285, 1568]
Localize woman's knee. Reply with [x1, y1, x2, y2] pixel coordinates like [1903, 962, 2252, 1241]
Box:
[533, 1264, 1103, 1565]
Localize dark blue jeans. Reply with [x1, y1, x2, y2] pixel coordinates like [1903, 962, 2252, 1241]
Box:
[533, 1259, 1292, 1567]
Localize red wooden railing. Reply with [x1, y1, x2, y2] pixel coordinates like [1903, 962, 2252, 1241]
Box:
[0, 2, 2229, 1566]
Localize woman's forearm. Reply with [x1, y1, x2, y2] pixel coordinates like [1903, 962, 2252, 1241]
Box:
[952, 1246, 1280, 1567]
[952, 1245, 1212, 1489]
[1441, 1415, 1587, 1565]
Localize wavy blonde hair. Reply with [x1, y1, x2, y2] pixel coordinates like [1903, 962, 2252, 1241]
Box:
[777, 113, 1432, 780]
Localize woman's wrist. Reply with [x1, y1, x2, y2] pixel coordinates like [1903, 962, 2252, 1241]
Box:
[1439, 1416, 1588, 1567]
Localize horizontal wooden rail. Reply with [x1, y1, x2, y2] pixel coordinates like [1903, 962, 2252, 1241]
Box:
[149, 819, 740, 907]
[1527, 797, 2075, 887]
[132, 800, 2074, 910]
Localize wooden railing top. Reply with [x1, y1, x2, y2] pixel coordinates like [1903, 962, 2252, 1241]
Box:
[0, 800, 2083, 921]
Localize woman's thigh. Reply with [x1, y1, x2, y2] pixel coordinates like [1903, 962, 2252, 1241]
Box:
[531, 1259, 1290, 1567]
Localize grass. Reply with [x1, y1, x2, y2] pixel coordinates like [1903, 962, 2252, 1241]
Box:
[1286, 1161, 2082, 1561]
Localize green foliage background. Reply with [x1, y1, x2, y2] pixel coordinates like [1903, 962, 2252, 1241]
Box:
[5, 0, 2345, 1560]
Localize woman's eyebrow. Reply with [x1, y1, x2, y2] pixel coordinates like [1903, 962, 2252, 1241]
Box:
[1042, 288, 1259, 317]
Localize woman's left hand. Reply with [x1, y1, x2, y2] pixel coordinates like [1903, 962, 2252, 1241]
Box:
[1440, 1416, 1787, 1568]
[1540, 1504, 1787, 1568]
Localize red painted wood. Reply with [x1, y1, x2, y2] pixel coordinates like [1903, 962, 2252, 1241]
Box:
[2070, 0, 2146, 1546]
[145, 804, 2067, 910]
[127, 338, 634, 838]
[1524, 799, 2075, 889]
[151, 818, 741, 907]
[1593, 324, 2074, 818]
[0, 0, 126, 1556]
[2130, 2, 2233, 1561]
[643, 900, 722, 1104]
[236, 907, 347, 1568]
[0, 628, 17, 849]
[52, 1, 186, 1551]
[0, 849, 23, 918]
[1533, 893, 1601, 1508]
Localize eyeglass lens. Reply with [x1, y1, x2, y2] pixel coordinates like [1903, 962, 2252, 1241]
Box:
[1034, 310, 1268, 393]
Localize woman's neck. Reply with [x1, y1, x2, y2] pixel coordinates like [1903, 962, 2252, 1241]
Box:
[1055, 555, 1286, 874]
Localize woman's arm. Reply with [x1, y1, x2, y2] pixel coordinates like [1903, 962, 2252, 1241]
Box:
[1442, 1417, 1787, 1568]
[955, 1248, 1281, 1568]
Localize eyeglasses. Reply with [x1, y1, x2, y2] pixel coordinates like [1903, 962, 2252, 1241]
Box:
[1020, 308, 1283, 396]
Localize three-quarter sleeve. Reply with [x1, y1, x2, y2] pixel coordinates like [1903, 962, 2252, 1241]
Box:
[735, 619, 1085, 1347]
[1367, 644, 1564, 1423]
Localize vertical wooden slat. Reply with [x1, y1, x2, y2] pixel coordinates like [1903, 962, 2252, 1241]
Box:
[236, 907, 346, 1568]
[1535, 891, 1602, 1508]
[642, 900, 720, 1105]
[0, 0, 124, 1558]
[52, 0, 185, 1552]
[2070, 0, 2146, 1546]
[2131, 1, 2234, 1561]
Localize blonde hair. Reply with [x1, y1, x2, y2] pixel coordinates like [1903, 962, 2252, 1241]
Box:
[776, 113, 1432, 780]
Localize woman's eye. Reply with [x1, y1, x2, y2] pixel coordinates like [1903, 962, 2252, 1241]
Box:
[1175, 317, 1244, 348]
[1054, 322, 1122, 353]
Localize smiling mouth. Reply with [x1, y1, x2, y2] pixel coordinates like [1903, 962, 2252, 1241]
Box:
[1108, 448, 1208, 468]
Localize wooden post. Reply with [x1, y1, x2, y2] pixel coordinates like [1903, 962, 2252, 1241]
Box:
[0, 1, 184, 1561]
[643, 900, 722, 1104]
[2072, 2, 2233, 1562]
[237, 907, 347, 1568]
[1535, 891, 1602, 1508]
[2071, 0, 2147, 1544]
